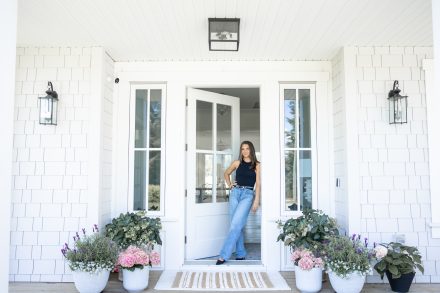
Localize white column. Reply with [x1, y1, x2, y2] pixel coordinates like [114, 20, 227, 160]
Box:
[343, 47, 361, 234]
[0, 0, 17, 290]
[88, 47, 105, 228]
[427, 0, 440, 237]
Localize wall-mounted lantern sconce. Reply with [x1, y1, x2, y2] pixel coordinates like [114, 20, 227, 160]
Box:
[38, 81, 58, 125]
[208, 18, 240, 51]
[388, 80, 407, 124]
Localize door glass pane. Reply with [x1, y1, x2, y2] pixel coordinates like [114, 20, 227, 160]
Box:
[299, 150, 312, 210]
[285, 150, 297, 211]
[148, 151, 161, 211]
[149, 90, 162, 148]
[196, 101, 213, 150]
[135, 90, 149, 148]
[284, 89, 296, 148]
[217, 104, 232, 151]
[134, 151, 146, 210]
[196, 153, 213, 203]
[299, 89, 311, 148]
[216, 154, 232, 202]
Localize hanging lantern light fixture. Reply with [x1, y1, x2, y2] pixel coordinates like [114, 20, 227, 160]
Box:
[38, 81, 59, 125]
[388, 80, 408, 124]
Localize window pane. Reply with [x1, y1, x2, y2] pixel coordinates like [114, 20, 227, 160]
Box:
[217, 104, 232, 151]
[196, 153, 213, 203]
[284, 89, 296, 148]
[135, 90, 148, 148]
[134, 151, 146, 210]
[148, 151, 161, 211]
[216, 154, 232, 203]
[299, 89, 311, 148]
[149, 90, 162, 148]
[299, 150, 312, 210]
[285, 151, 297, 211]
[196, 101, 213, 150]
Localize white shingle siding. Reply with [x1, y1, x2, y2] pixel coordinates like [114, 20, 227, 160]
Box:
[10, 47, 94, 282]
[354, 46, 433, 282]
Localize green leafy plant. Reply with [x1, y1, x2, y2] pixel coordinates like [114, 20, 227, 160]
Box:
[105, 211, 162, 250]
[325, 234, 374, 277]
[373, 242, 424, 279]
[276, 208, 339, 251]
[61, 226, 118, 273]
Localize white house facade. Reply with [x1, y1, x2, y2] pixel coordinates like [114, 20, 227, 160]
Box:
[1, 0, 440, 291]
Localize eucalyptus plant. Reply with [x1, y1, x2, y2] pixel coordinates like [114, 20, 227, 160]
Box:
[277, 208, 339, 251]
[374, 242, 424, 279]
[105, 211, 162, 250]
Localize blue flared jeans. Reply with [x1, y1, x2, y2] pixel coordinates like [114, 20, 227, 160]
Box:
[219, 187, 254, 260]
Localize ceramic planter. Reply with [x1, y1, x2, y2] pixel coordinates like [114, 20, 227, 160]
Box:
[72, 269, 110, 293]
[328, 271, 366, 293]
[294, 265, 323, 293]
[386, 271, 415, 293]
[122, 266, 150, 293]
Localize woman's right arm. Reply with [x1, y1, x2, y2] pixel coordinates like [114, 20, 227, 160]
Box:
[224, 160, 239, 188]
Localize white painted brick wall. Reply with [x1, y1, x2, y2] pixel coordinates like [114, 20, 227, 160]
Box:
[355, 46, 434, 282]
[10, 47, 96, 282]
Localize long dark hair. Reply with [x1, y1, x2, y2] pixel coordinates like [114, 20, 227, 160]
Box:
[238, 141, 259, 170]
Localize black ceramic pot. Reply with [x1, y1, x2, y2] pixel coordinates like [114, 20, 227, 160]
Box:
[386, 271, 415, 293]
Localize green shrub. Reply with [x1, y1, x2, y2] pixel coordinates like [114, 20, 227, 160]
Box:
[105, 211, 162, 249]
[374, 242, 424, 279]
[61, 227, 118, 272]
[277, 208, 339, 251]
[325, 235, 374, 277]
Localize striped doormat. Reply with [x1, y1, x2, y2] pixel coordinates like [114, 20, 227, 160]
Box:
[155, 270, 290, 291]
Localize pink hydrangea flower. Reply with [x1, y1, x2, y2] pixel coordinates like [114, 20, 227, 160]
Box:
[150, 251, 161, 265]
[291, 248, 324, 271]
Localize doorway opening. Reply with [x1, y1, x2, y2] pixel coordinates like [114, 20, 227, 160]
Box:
[185, 87, 261, 264]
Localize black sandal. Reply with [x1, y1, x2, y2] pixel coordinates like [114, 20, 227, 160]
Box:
[216, 259, 226, 265]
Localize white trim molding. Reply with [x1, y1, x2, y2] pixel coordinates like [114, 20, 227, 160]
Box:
[423, 58, 440, 238]
[0, 1, 17, 290]
[343, 47, 361, 234]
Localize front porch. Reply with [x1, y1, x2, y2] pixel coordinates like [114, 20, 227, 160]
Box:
[9, 271, 440, 293]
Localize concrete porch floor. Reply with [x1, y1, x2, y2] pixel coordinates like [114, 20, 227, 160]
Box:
[9, 271, 440, 293]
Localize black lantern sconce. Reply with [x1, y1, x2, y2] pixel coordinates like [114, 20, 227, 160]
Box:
[208, 18, 240, 51]
[388, 80, 408, 124]
[38, 81, 58, 125]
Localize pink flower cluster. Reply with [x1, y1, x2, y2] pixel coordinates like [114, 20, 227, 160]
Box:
[291, 249, 324, 271]
[117, 246, 152, 268]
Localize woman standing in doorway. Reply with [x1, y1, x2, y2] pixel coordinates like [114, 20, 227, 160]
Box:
[216, 141, 260, 265]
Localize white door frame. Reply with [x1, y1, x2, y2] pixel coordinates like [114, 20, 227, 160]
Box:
[113, 61, 332, 271]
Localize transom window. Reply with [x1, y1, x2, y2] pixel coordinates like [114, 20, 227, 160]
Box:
[280, 84, 316, 212]
[129, 84, 166, 214]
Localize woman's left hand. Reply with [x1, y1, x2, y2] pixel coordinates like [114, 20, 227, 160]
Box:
[251, 201, 259, 213]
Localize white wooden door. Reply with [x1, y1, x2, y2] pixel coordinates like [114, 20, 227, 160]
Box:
[186, 88, 240, 260]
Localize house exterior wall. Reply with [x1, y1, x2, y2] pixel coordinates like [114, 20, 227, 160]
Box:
[342, 46, 436, 283]
[9, 46, 108, 282]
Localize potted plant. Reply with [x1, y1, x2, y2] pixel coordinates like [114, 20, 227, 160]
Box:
[105, 211, 162, 281]
[61, 225, 118, 293]
[117, 245, 161, 293]
[277, 208, 339, 251]
[373, 242, 424, 292]
[325, 234, 374, 293]
[291, 248, 324, 293]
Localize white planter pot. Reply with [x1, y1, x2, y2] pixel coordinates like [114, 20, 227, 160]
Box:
[72, 269, 110, 293]
[294, 265, 323, 293]
[328, 271, 366, 293]
[122, 266, 150, 293]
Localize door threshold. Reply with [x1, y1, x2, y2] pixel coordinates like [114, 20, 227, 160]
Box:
[183, 260, 264, 271]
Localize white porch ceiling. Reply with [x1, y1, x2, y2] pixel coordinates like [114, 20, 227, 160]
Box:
[17, 0, 433, 61]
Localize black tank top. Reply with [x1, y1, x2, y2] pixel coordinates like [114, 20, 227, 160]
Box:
[235, 161, 256, 187]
